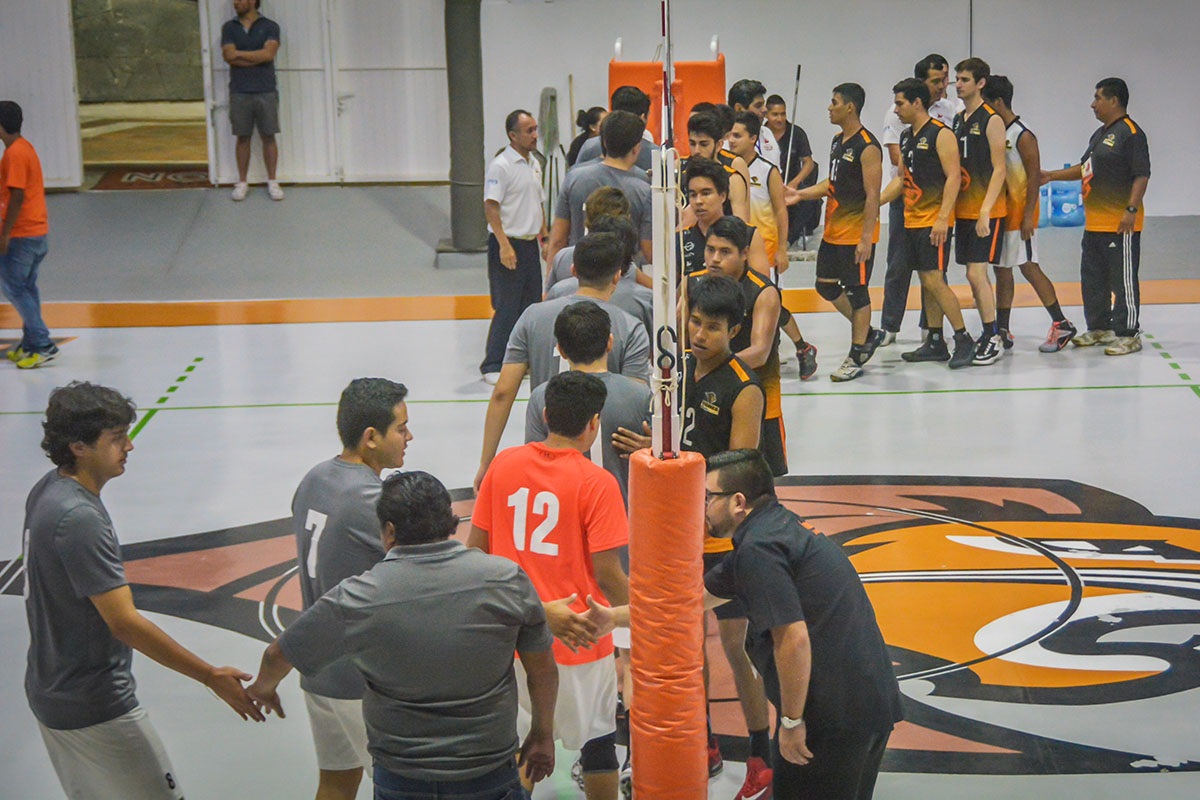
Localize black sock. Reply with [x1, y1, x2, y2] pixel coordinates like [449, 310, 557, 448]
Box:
[794, 336, 807, 349]
[706, 713, 713, 742]
[996, 307, 1012, 330]
[850, 343, 869, 365]
[984, 320, 998, 337]
[748, 728, 771, 761]
[929, 329, 944, 343]
[1047, 302, 1065, 323]
[954, 326, 968, 337]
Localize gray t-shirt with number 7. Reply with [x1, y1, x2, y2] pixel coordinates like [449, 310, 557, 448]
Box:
[292, 456, 385, 699]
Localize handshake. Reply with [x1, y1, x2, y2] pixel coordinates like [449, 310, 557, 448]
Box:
[543, 593, 626, 652]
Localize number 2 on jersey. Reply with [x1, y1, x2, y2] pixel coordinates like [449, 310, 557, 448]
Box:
[304, 509, 329, 578]
[506, 488, 559, 555]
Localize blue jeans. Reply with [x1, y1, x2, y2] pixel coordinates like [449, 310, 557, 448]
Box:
[373, 762, 524, 800]
[0, 234, 51, 352]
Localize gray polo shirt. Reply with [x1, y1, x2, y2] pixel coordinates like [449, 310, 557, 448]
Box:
[278, 540, 553, 781]
[525, 371, 653, 503]
[554, 162, 653, 246]
[292, 457, 385, 699]
[505, 295, 650, 388]
[23, 470, 137, 730]
[546, 275, 653, 340]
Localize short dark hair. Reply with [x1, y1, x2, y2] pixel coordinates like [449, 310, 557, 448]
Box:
[0, 101, 23, 136]
[832, 82, 866, 115]
[576, 105, 606, 132]
[588, 214, 637, 268]
[689, 274, 745, 330]
[893, 78, 930, 109]
[611, 85, 651, 117]
[544, 372, 607, 437]
[707, 215, 750, 252]
[685, 157, 729, 198]
[1096, 77, 1129, 108]
[765, 94, 786, 108]
[336, 378, 409, 449]
[573, 231, 626, 287]
[914, 53, 949, 81]
[376, 471, 457, 546]
[41, 382, 137, 468]
[713, 104, 736, 137]
[690, 101, 716, 115]
[955, 57, 990, 82]
[982, 74, 1013, 107]
[707, 449, 776, 504]
[687, 112, 724, 143]
[505, 109, 531, 134]
[732, 111, 760, 138]
[600, 110, 645, 159]
[555, 301, 611, 365]
[728, 79, 767, 109]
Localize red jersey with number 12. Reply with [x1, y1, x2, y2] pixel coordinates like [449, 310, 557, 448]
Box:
[472, 441, 628, 664]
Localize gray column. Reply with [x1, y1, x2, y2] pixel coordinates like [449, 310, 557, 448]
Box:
[443, 0, 487, 252]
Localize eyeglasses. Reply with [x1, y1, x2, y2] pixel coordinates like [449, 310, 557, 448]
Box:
[705, 490, 737, 503]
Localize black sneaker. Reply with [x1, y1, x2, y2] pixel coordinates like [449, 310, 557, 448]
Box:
[972, 334, 1002, 366]
[797, 342, 818, 380]
[901, 338, 950, 362]
[859, 328, 886, 365]
[999, 329, 1014, 350]
[949, 332, 976, 369]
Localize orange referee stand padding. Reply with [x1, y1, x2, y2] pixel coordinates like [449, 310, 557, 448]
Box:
[627, 449, 707, 799]
[609, 54, 726, 154]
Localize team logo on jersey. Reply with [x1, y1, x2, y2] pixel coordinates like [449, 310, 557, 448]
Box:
[842, 151, 856, 164]
[4, 477, 1196, 775]
[1103, 134, 1118, 148]
[916, 139, 930, 150]
[970, 123, 981, 135]
[699, 392, 721, 415]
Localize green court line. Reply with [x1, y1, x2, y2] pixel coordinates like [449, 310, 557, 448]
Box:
[1181, 374, 1192, 381]
[1194, 387, 1200, 401]
[128, 409, 158, 440]
[1169, 363, 1181, 370]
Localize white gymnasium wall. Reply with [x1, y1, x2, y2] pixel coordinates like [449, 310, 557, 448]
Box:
[480, 0, 1194, 215]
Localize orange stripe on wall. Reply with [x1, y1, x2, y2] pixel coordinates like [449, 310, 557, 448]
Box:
[3, 280, 1199, 329]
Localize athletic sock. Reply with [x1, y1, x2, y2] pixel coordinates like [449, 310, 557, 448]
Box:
[954, 326, 968, 337]
[748, 728, 771, 761]
[929, 329, 945, 344]
[996, 307, 1012, 331]
[850, 343, 869, 365]
[1046, 302, 1066, 323]
[984, 320, 998, 337]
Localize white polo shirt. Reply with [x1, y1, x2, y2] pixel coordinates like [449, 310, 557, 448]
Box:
[880, 95, 964, 178]
[484, 145, 545, 238]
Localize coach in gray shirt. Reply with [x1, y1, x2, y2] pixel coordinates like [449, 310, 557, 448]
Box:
[250, 471, 559, 798]
[290, 378, 412, 800]
[546, 111, 654, 270]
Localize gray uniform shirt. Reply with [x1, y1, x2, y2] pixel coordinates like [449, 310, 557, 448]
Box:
[505, 295, 650, 388]
[525, 371, 653, 503]
[546, 275, 653, 340]
[573, 134, 654, 174]
[554, 162, 653, 246]
[277, 540, 553, 781]
[292, 457, 385, 699]
[23, 469, 137, 730]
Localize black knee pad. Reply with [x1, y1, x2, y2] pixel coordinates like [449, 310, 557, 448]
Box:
[580, 733, 618, 773]
[844, 284, 871, 310]
[815, 280, 843, 302]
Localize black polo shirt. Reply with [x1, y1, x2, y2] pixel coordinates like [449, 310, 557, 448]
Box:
[220, 15, 281, 94]
[704, 498, 903, 734]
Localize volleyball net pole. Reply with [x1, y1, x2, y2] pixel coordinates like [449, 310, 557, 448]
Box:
[625, 0, 708, 796]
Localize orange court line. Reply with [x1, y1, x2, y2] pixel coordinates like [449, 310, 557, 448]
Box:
[3, 279, 1199, 329]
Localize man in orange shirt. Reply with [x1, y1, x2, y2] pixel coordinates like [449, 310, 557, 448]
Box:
[0, 102, 54, 370]
[469, 371, 630, 800]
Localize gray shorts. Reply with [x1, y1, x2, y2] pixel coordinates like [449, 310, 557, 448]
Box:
[229, 91, 280, 137]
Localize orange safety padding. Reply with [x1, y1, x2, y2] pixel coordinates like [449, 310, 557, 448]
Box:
[609, 54, 726, 154]
[627, 449, 707, 799]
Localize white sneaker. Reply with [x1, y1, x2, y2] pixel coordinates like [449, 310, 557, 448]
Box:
[1104, 335, 1143, 356]
[879, 331, 897, 347]
[267, 181, 285, 201]
[830, 356, 864, 382]
[231, 182, 249, 201]
[482, 372, 500, 386]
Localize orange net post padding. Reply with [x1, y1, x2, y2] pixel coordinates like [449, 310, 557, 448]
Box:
[627, 449, 707, 799]
[609, 53, 726, 154]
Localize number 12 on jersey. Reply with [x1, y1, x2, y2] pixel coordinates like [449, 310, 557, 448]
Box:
[506, 488, 560, 555]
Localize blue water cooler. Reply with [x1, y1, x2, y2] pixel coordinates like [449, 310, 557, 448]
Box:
[1050, 163, 1085, 227]
[1038, 184, 1051, 228]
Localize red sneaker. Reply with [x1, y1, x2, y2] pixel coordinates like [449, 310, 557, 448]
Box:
[707, 736, 724, 777]
[734, 756, 774, 800]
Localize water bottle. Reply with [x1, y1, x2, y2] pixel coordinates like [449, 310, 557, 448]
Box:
[1038, 183, 1051, 228]
[1050, 162, 1085, 227]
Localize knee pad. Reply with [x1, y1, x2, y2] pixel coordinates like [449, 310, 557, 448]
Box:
[844, 284, 871, 310]
[815, 280, 843, 302]
[579, 733, 618, 773]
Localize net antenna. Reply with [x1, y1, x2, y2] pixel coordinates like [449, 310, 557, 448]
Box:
[650, 0, 681, 460]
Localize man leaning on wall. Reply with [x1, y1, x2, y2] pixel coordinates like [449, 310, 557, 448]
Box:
[221, 0, 284, 201]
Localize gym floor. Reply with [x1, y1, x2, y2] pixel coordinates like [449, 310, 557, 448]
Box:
[2, 186, 1198, 798]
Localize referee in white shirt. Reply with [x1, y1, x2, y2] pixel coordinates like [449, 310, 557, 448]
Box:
[481, 109, 548, 384]
[879, 54, 965, 343]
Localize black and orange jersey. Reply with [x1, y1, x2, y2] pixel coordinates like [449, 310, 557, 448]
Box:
[823, 127, 882, 246]
[953, 103, 1007, 220]
[900, 118, 955, 229]
[1081, 115, 1150, 233]
[678, 224, 708, 279]
[683, 155, 742, 217]
[688, 267, 781, 420]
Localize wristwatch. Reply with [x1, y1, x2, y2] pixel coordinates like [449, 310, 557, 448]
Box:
[780, 715, 805, 730]
[1126, 205, 1138, 214]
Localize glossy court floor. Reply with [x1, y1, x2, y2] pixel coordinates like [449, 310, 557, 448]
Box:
[3, 296, 1199, 799]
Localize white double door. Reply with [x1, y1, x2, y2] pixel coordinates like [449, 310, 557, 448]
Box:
[199, 0, 450, 184]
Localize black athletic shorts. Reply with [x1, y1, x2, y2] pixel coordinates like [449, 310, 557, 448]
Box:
[954, 217, 1004, 265]
[816, 241, 876, 287]
[703, 552, 746, 619]
[899, 226, 952, 272]
[760, 415, 787, 478]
